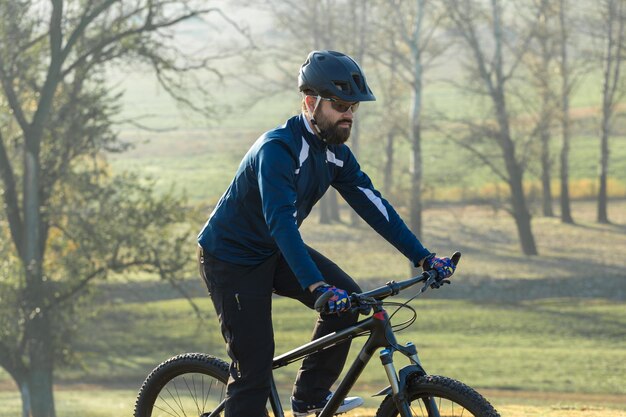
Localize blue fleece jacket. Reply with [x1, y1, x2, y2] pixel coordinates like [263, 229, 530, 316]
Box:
[198, 114, 430, 289]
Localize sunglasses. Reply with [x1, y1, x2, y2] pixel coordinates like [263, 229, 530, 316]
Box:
[317, 96, 360, 113]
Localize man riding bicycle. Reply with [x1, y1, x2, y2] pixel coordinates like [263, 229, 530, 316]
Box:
[197, 50, 456, 417]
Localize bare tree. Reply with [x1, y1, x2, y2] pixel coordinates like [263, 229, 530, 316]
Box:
[525, 0, 559, 217]
[348, 0, 368, 225]
[0, 1, 247, 415]
[369, 0, 449, 241]
[557, 0, 575, 223]
[596, 0, 625, 223]
[375, 35, 406, 197]
[443, 0, 538, 255]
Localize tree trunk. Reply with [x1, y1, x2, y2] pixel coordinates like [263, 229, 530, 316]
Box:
[540, 122, 554, 217]
[597, 8, 612, 224]
[409, 0, 425, 242]
[597, 121, 610, 223]
[409, 67, 423, 276]
[509, 163, 538, 255]
[409, 108, 423, 240]
[329, 189, 340, 222]
[350, 118, 361, 225]
[23, 136, 56, 417]
[537, 2, 554, 218]
[496, 100, 538, 255]
[319, 195, 331, 224]
[20, 381, 31, 417]
[28, 318, 56, 417]
[500, 133, 537, 255]
[349, 0, 366, 226]
[383, 129, 395, 195]
[496, 99, 538, 255]
[597, 0, 623, 224]
[559, 0, 574, 224]
[383, 31, 399, 198]
[492, 0, 538, 255]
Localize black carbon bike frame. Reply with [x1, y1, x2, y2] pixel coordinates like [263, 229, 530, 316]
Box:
[268, 303, 425, 417]
[206, 259, 460, 417]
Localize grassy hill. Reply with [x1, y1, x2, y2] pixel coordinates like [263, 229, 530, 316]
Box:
[1, 201, 624, 416]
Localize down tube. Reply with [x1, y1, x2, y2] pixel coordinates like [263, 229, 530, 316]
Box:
[318, 338, 378, 417]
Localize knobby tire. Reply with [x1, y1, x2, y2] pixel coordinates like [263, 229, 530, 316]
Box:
[134, 353, 230, 417]
[375, 374, 500, 417]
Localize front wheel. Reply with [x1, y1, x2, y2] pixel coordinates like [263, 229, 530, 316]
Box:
[134, 353, 229, 417]
[375, 375, 500, 417]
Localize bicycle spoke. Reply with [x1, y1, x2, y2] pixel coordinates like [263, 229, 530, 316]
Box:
[166, 382, 189, 417]
[201, 374, 207, 412]
[156, 393, 184, 417]
[153, 402, 183, 417]
[182, 375, 201, 415]
[415, 397, 425, 416]
[203, 374, 217, 409]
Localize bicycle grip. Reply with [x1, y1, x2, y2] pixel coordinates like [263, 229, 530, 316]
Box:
[314, 290, 334, 313]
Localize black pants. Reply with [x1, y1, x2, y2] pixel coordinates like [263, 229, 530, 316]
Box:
[198, 245, 361, 417]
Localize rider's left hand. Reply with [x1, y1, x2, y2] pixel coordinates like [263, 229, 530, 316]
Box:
[422, 253, 456, 284]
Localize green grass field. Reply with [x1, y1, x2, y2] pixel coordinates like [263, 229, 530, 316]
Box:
[4, 35, 626, 416]
[1, 201, 624, 416]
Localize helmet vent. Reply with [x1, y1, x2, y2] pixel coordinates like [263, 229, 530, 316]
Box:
[333, 81, 351, 94]
[352, 74, 365, 93]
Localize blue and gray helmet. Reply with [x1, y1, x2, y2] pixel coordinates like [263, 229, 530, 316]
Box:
[298, 50, 376, 102]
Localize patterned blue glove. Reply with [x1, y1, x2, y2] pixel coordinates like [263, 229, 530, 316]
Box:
[313, 284, 351, 314]
[422, 253, 456, 286]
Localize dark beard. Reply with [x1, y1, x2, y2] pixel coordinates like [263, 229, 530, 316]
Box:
[314, 110, 352, 145]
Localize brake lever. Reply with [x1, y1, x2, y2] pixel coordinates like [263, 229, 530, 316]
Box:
[418, 272, 437, 294]
[417, 271, 450, 293]
[350, 295, 378, 315]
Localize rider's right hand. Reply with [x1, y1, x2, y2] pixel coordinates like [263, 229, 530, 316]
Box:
[312, 284, 351, 314]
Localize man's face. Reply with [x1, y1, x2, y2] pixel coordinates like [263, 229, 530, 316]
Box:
[312, 97, 357, 145]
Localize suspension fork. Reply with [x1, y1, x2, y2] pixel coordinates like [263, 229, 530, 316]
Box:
[379, 348, 413, 417]
[379, 341, 444, 417]
[376, 309, 414, 417]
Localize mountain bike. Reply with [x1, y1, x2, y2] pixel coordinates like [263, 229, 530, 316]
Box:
[134, 252, 500, 417]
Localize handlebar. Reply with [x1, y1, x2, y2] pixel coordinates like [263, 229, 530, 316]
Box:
[314, 252, 462, 313]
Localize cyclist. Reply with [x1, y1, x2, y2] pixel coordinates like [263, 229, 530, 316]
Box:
[197, 50, 456, 417]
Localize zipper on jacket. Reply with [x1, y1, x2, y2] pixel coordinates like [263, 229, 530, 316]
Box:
[235, 293, 242, 311]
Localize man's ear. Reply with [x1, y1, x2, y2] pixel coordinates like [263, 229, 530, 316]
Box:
[304, 95, 315, 113]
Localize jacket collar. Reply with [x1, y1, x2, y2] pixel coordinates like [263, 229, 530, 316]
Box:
[298, 113, 326, 151]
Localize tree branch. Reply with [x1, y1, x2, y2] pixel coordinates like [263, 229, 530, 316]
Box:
[61, 0, 121, 63]
[447, 0, 497, 96]
[0, 340, 27, 386]
[0, 65, 30, 133]
[61, 7, 220, 79]
[607, 0, 625, 113]
[435, 116, 510, 183]
[0, 131, 24, 259]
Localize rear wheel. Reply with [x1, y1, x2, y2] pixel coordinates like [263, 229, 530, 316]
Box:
[375, 375, 500, 417]
[134, 353, 229, 417]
